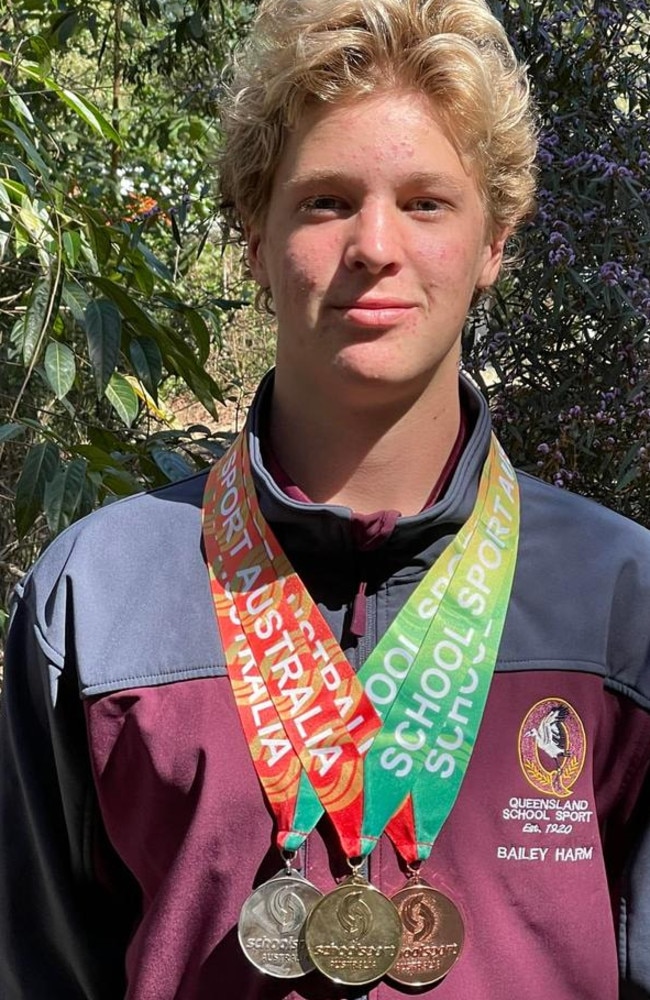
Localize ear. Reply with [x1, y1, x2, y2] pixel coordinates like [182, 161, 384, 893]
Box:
[246, 228, 270, 287]
[476, 227, 511, 291]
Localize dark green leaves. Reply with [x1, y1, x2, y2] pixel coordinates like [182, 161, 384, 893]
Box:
[150, 446, 196, 482]
[15, 441, 60, 537]
[43, 459, 89, 534]
[0, 424, 25, 444]
[85, 298, 121, 396]
[130, 337, 163, 396]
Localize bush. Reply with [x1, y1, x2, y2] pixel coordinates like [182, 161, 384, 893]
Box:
[0, 1, 259, 624]
[465, 0, 650, 523]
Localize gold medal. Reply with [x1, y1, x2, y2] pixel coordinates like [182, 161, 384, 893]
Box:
[388, 874, 464, 987]
[304, 870, 403, 985]
[238, 867, 322, 978]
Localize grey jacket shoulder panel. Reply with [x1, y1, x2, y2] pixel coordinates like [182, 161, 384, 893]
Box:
[505, 470, 650, 709]
[15, 471, 224, 698]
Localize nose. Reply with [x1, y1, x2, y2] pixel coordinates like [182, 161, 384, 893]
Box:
[343, 200, 402, 274]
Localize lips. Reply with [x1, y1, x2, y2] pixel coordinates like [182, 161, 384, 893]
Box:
[334, 298, 418, 328]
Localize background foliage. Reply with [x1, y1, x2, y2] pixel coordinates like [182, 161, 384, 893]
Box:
[1, 0, 649, 633]
[466, 0, 650, 519]
[0, 0, 265, 626]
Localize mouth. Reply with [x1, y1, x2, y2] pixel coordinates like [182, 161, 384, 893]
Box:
[334, 298, 418, 328]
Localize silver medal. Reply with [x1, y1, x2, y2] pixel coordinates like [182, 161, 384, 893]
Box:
[238, 867, 323, 978]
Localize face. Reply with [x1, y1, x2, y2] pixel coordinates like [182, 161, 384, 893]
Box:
[248, 90, 507, 408]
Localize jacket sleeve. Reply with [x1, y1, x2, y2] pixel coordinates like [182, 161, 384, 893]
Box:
[0, 573, 139, 1000]
[619, 762, 650, 999]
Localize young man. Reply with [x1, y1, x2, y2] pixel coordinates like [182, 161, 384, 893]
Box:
[1, 1, 649, 998]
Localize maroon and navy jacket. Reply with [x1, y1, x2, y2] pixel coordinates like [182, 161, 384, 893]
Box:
[2, 374, 650, 1000]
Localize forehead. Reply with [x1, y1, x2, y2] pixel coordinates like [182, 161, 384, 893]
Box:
[273, 89, 475, 189]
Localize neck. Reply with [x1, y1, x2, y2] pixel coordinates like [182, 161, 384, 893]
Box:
[269, 373, 462, 516]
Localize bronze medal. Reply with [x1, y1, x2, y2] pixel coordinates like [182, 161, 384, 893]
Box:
[238, 868, 323, 978]
[388, 876, 464, 987]
[304, 872, 403, 986]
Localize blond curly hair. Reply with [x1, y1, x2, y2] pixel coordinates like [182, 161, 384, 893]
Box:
[218, 0, 538, 239]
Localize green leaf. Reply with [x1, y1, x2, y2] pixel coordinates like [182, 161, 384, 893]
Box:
[62, 280, 90, 324]
[0, 423, 25, 443]
[73, 442, 121, 470]
[132, 259, 155, 297]
[62, 230, 81, 266]
[27, 35, 52, 73]
[129, 336, 163, 396]
[100, 469, 142, 498]
[5, 154, 35, 196]
[186, 308, 211, 365]
[22, 277, 52, 365]
[43, 458, 87, 534]
[58, 88, 121, 144]
[49, 11, 80, 48]
[18, 194, 51, 245]
[137, 240, 172, 281]
[105, 372, 139, 427]
[0, 180, 11, 211]
[89, 277, 161, 340]
[87, 220, 113, 267]
[150, 447, 196, 482]
[15, 441, 60, 537]
[6, 83, 34, 124]
[85, 298, 121, 396]
[44, 341, 76, 399]
[0, 51, 120, 143]
[1, 121, 50, 177]
[615, 465, 640, 493]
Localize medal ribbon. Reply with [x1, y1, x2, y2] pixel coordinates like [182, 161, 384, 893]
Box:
[203, 433, 382, 855]
[357, 436, 519, 861]
[203, 428, 519, 863]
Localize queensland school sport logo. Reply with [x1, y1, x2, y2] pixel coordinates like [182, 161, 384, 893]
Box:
[518, 698, 586, 797]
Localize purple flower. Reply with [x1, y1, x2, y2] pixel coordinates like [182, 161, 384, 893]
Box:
[549, 243, 576, 268]
[599, 261, 623, 286]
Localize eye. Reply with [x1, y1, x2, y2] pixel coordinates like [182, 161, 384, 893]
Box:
[407, 197, 443, 214]
[299, 195, 348, 215]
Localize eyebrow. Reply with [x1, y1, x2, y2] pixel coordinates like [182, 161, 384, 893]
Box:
[282, 169, 469, 194]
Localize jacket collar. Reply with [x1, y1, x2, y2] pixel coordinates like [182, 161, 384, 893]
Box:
[246, 369, 493, 557]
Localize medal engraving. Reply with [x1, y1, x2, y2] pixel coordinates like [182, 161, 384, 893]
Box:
[388, 880, 464, 987]
[238, 869, 322, 978]
[304, 874, 403, 985]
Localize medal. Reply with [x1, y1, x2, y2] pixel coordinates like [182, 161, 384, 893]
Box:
[304, 868, 403, 985]
[238, 862, 323, 978]
[388, 871, 464, 986]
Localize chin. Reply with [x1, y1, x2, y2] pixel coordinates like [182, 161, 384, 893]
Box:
[329, 353, 437, 404]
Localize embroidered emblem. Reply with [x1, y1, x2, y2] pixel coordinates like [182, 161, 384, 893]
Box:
[518, 698, 586, 797]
